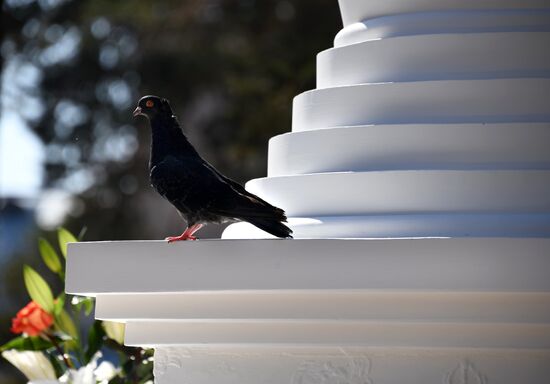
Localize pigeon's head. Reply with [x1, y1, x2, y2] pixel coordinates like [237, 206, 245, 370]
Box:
[133, 95, 172, 119]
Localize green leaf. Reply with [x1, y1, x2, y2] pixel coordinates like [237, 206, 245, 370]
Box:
[47, 352, 65, 378]
[38, 238, 62, 274]
[57, 228, 78, 259]
[70, 296, 94, 317]
[23, 265, 54, 313]
[0, 336, 53, 352]
[82, 297, 94, 316]
[54, 293, 65, 316]
[85, 321, 105, 363]
[54, 309, 79, 340]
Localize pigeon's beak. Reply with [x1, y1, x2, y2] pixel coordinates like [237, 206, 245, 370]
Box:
[133, 106, 142, 117]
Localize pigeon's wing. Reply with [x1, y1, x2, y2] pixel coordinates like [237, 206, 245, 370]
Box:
[201, 160, 287, 218]
[151, 156, 256, 212]
[150, 155, 229, 211]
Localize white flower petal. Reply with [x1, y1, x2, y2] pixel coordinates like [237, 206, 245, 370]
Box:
[94, 361, 118, 381]
[2, 350, 57, 381]
[102, 321, 125, 345]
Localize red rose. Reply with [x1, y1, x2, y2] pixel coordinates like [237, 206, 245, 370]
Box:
[10, 301, 53, 336]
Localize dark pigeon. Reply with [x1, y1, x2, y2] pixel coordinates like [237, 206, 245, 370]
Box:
[133, 95, 293, 242]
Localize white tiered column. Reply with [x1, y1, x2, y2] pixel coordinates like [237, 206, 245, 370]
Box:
[66, 1, 550, 383]
[224, 0, 550, 240]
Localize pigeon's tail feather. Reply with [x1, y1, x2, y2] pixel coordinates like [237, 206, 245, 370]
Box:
[246, 217, 293, 239]
[220, 195, 288, 221]
[213, 192, 292, 238]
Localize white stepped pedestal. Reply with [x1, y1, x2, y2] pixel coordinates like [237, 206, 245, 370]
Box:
[66, 239, 550, 383]
[66, 0, 550, 382]
[224, 0, 550, 240]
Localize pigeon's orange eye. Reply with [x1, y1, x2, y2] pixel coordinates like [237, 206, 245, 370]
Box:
[145, 100, 154, 108]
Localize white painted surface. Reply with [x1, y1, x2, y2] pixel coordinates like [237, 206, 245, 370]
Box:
[153, 347, 550, 384]
[245, 170, 550, 217]
[292, 78, 550, 132]
[321, 32, 550, 87]
[96, 291, 550, 323]
[223, 214, 550, 239]
[267, 123, 550, 176]
[126, 321, 550, 348]
[65, 237, 550, 383]
[66, 238, 550, 295]
[334, 10, 550, 46]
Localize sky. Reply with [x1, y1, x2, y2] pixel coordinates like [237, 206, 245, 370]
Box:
[0, 55, 77, 231]
[0, 59, 45, 202]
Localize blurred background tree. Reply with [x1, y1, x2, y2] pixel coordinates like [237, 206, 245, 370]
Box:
[0, 0, 340, 382]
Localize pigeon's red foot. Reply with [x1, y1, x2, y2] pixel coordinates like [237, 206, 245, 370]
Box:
[165, 234, 196, 242]
[165, 224, 203, 243]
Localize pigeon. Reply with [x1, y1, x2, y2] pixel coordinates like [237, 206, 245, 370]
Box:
[133, 95, 293, 242]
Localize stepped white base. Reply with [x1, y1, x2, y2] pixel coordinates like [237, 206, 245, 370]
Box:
[292, 78, 550, 131]
[65, 239, 550, 383]
[153, 347, 550, 384]
[267, 123, 550, 177]
[244, 171, 550, 217]
[322, 32, 550, 87]
[223, 214, 550, 239]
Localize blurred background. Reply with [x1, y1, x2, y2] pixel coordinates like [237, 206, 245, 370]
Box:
[0, 0, 340, 381]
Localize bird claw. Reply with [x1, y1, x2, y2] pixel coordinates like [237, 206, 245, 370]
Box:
[165, 235, 198, 243]
[165, 224, 202, 243]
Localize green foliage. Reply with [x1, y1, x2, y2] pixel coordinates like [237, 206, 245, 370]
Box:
[57, 228, 78, 259]
[54, 309, 79, 341]
[47, 352, 66, 378]
[23, 265, 55, 314]
[53, 293, 66, 317]
[3, 229, 153, 381]
[82, 297, 94, 316]
[84, 321, 105, 364]
[0, 336, 53, 352]
[71, 296, 94, 316]
[38, 237, 63, 275]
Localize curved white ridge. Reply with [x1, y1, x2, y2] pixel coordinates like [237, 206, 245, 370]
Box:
[292, 78, 550, 132]
[267, 123, 550, 177]
[244, 171, 550, 217]
[320, 32, 550, 88]
[334, 10, 550, 47]
[337, 0, 550, 27]
[222, 214, 550, 239]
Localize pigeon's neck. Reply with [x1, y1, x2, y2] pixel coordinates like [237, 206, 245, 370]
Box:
[149, 114, 198, 167]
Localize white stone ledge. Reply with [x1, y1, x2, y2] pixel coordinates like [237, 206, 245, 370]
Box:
[267, 123, 550, 177]
[321, 32, 550, 87]
[224, 214, 550, 239]
[124, 321, 550, 348]
[245, 171, 550, 217]
[66, 239, 550, 383]
[292, 78, 550, 131]
[95, 292, 550, 323]
[334, 11, 550, 46]
[66, 238, 550, 295]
